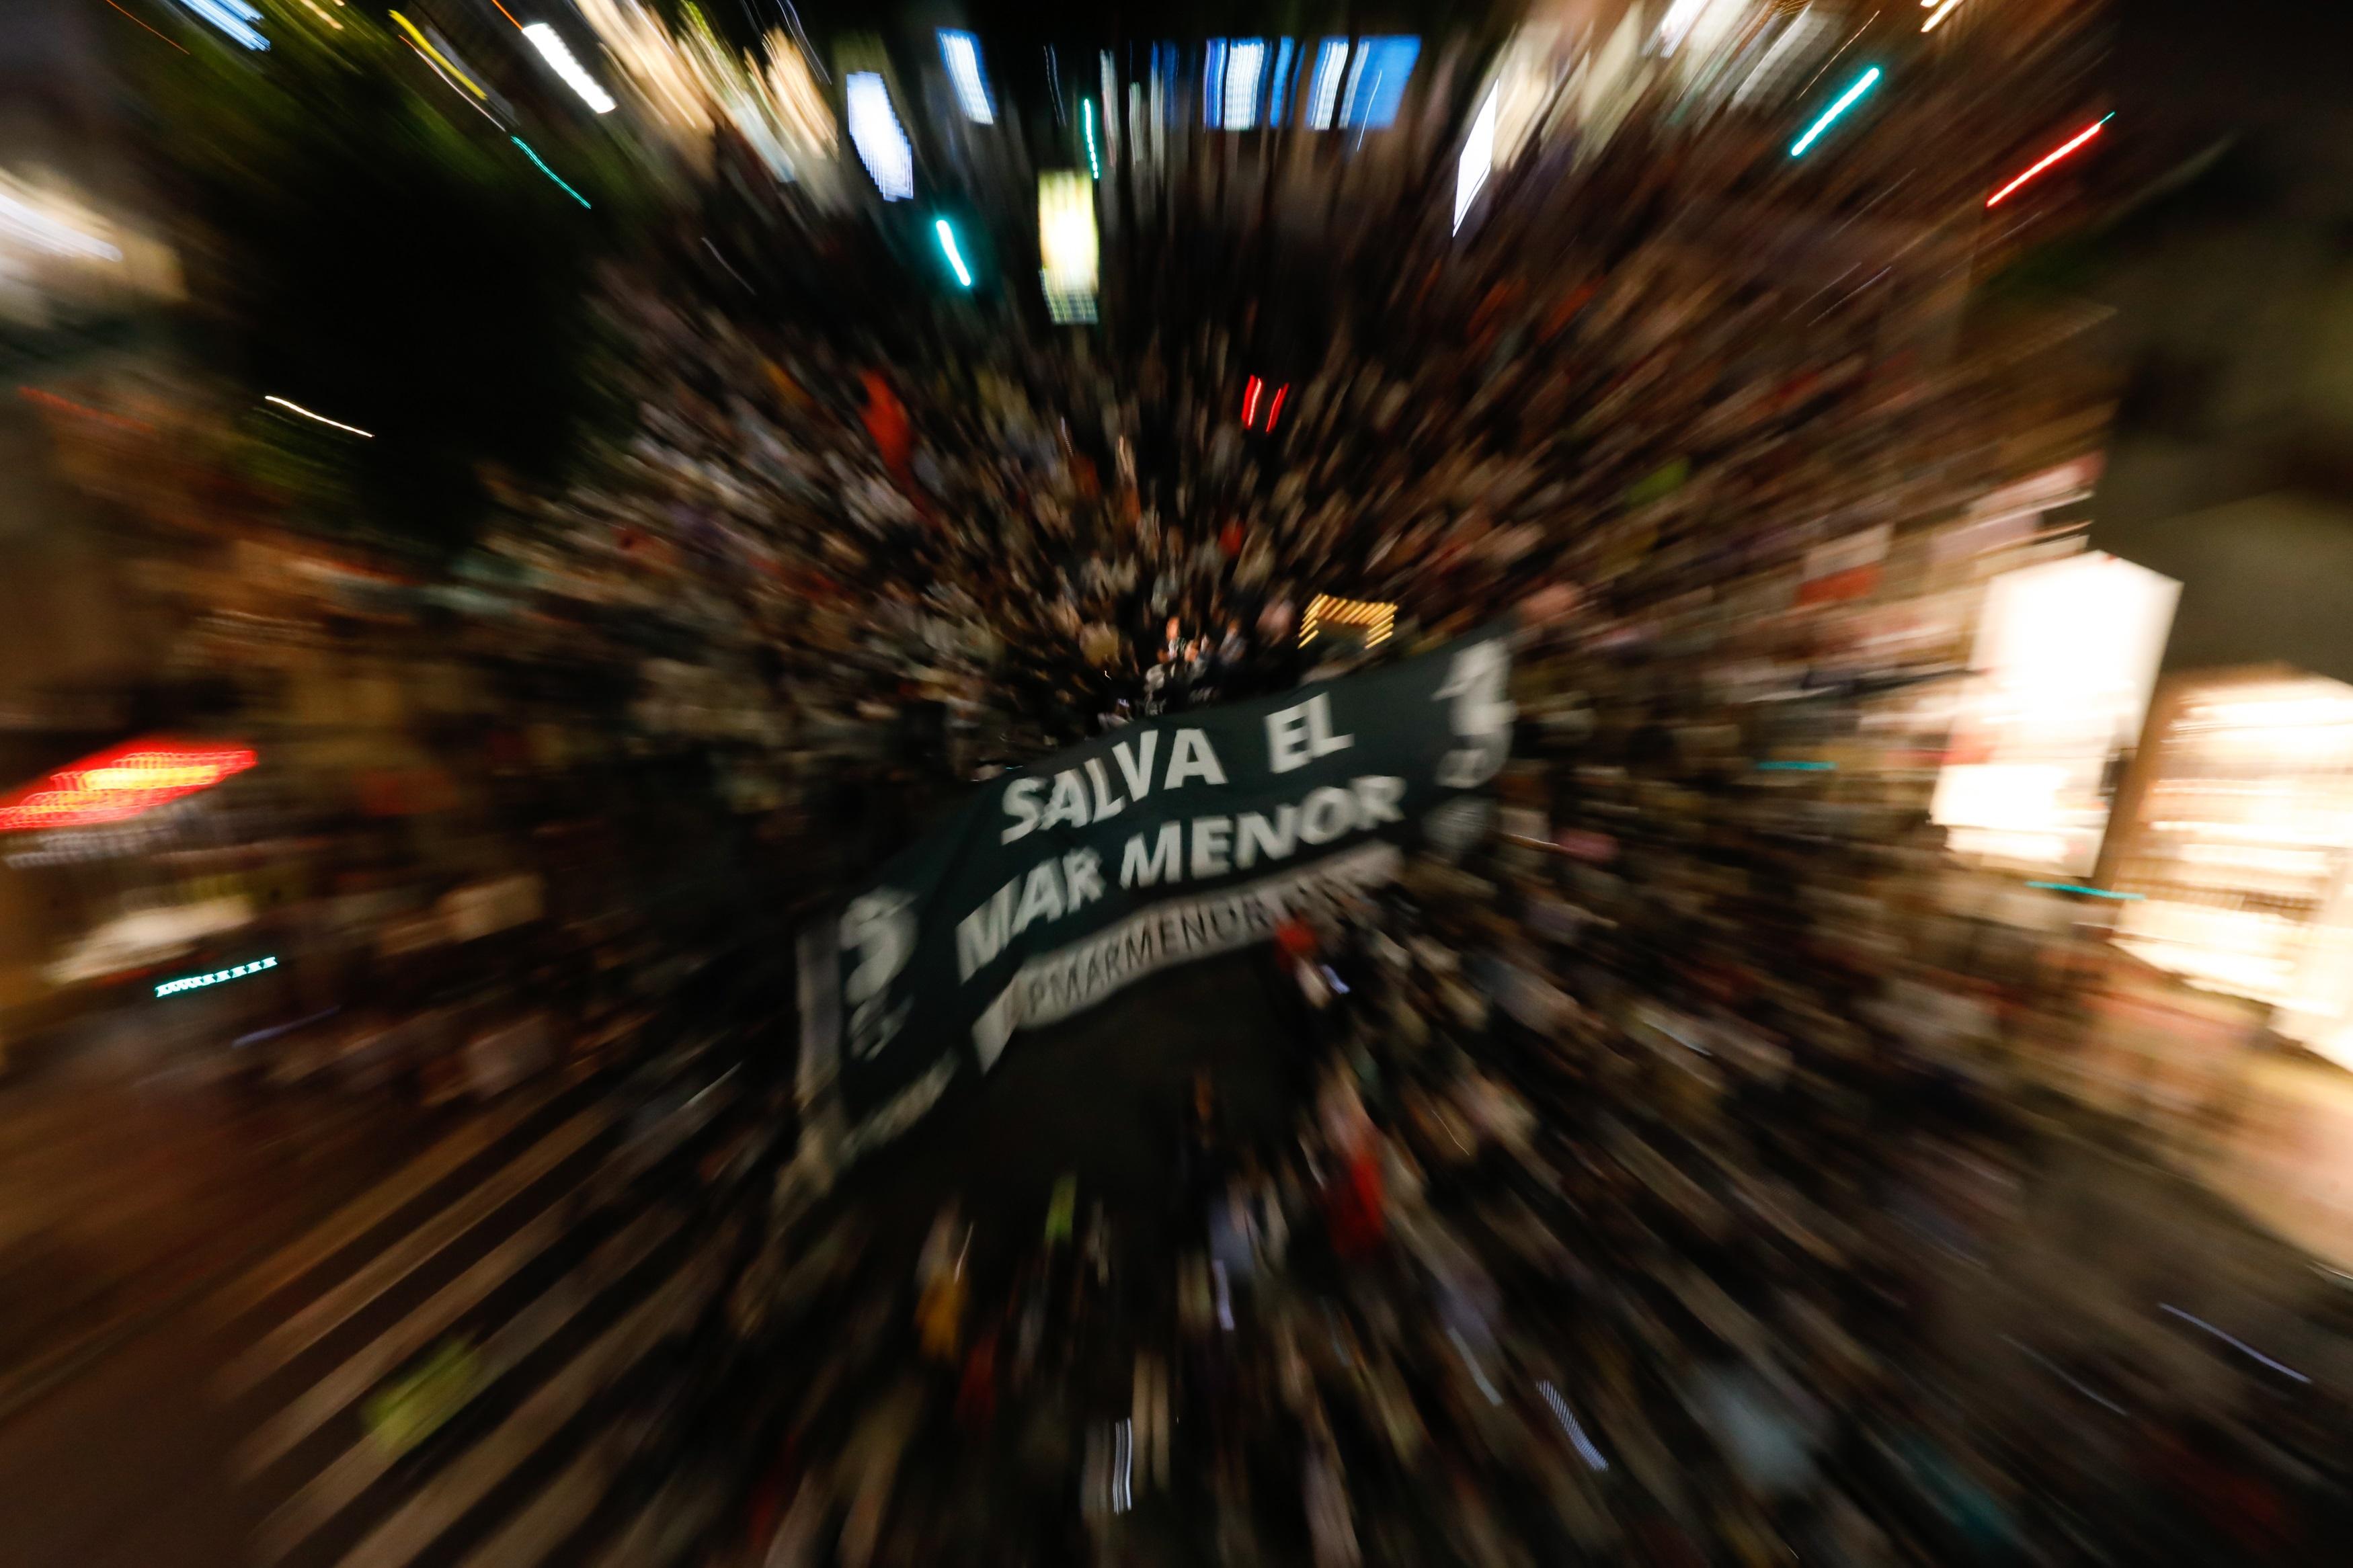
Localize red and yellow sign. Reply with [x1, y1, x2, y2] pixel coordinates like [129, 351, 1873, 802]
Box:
[0, 737, 257, 831]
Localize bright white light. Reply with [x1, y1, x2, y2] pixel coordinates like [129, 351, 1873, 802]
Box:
[938, 30, 992, 124]
[1453, 82, 1499, 233]
[846, 72, 914, 200]
[1921, 0, 1963, 32]
[523, 24, 617, 114]
[1933, 551, 2177, 874]
[0, 188, 120, 261]
[1734, 9, 1817, 106]
[2160, 1305, 2311, 1383]
[1306, 39, 1349, 129]
[2119, 671, 2353, 1022]
[1339, 43, 1370, 128]
[1657, 0, 1716, 54]
[1100, 51, 1119, 159]
[934, 218, 972, 288]
[1539, 1381, 1609, 1471]
[174, 0, 268, 49]
[264, 395, 374, 438]
[1096, 49, 1115, 165]
[1223, 39, 1265, 130]
[1931, 764, 2069, 839]
[1038, 170, 1097, 323]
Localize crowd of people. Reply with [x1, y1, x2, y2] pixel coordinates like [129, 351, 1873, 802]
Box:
[473, 188, 2340, 1550]
[15, 6, 2347, 1563]
[697, 810, 2346, 1565]
[306, 28, 2342, 1561]
[460, 0, 2120, 818]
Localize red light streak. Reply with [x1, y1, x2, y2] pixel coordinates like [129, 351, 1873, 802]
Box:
[1242, 375, 1263, 427]
[1266, 383, 1288, 432]
[18, 386, 154, 434]
[101, 0, 190, 51]
[1987, 116, 2109, 208]
[0, 739, 257, 832]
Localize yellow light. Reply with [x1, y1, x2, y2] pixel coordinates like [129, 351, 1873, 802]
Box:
[1300, 593, 1397, 649]
[1038, 170, 1098, 322]
[81, 766, 224, 791]
[391, 12, 485, 97]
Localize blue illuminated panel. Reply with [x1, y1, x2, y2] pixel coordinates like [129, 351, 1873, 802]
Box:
[1269, 38, 1297, 126]
[1340, 36, 1419, 129]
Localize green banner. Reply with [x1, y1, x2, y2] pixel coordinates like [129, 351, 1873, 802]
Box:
[793, 626, 1514, 1171]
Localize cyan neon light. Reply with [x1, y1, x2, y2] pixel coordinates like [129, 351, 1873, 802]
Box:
[511, 138, 591, 208]
[2026, 881, 2143, 900]
[1082, 98, 1101, 178]
[157, 955, 277, 998]
[934, 218, 973, 288]
[1790, 66, 1880, 157]
[1756, 759, 1836, 771]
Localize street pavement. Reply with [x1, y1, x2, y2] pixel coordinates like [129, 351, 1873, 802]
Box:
[2, 948, 2348, 1568]
[0, 1034, 764, 1568]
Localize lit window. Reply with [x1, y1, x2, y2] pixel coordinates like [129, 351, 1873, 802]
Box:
[1340, 37, 1419, 130]
[1305, 39, 1349, 129]
[173, 0, 267, 50]
[1222, 39, 1266, 130]
[846, 73, 914, 200]
[524, 24, 617, 115]
[1454, 82, 1499, 233]
[938, 31, 993, 124]
[1039, 171, 1098, 323]
[1268, 40, 1297, 124]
